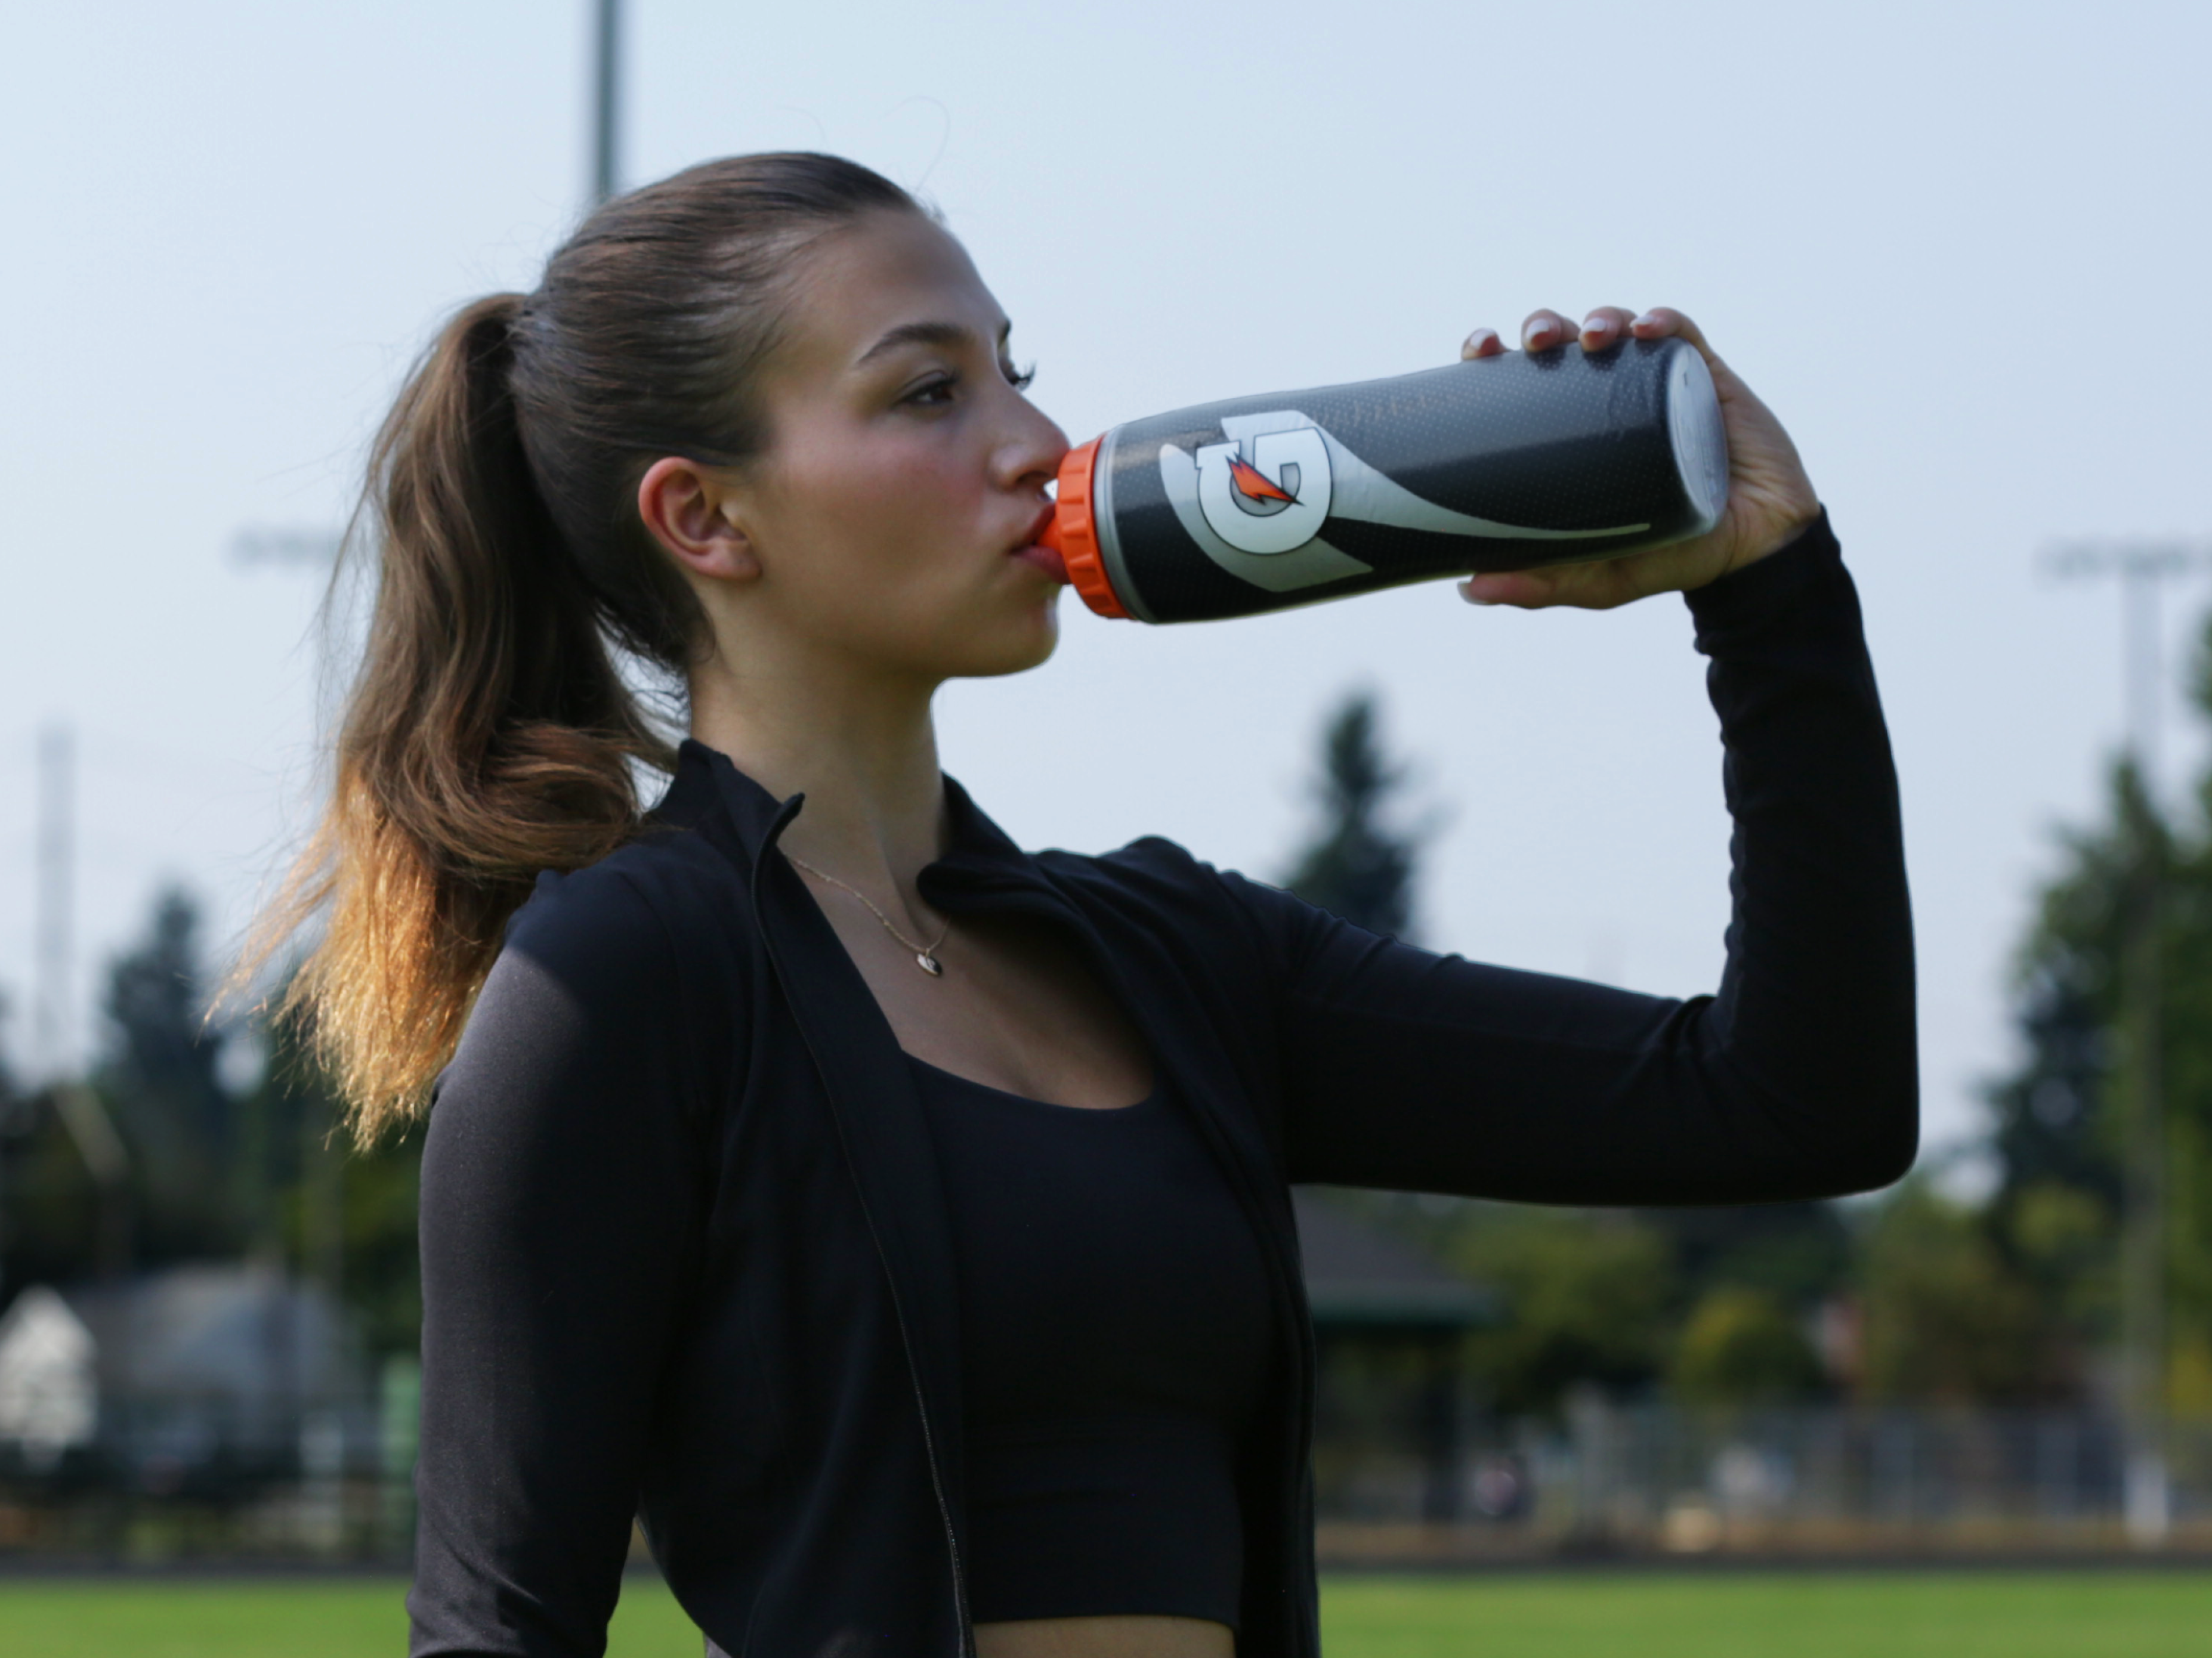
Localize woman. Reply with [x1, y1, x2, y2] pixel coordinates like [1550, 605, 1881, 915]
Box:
[264, 153, 1914, 1657]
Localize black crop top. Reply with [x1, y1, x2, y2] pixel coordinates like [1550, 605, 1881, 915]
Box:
[906, 1053, 1280, 1629]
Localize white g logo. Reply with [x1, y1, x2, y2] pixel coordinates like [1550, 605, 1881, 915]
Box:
[1193, 424, 1333, 555]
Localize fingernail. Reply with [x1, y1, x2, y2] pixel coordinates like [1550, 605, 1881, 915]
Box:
[1583, 316, 1611, 340]
[1524, 323, 1549, 348]
[1633, 311, 1661, 329]
[1459, 579, 1500, 605]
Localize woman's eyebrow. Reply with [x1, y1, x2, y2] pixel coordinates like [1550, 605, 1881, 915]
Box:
[854, 317, 1012, 367]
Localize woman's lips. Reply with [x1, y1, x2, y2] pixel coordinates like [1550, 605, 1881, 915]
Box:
[1011, 505, 1066, 583]
[1015, 542, 1068, 583]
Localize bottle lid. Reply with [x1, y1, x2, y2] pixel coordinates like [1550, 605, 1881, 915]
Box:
[1042, 436, 1129, 619]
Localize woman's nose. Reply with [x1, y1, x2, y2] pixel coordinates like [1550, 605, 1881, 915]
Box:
[999, 395, 1071, 493]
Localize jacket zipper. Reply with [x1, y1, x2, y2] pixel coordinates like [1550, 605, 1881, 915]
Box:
[750, 798, 978, 1658]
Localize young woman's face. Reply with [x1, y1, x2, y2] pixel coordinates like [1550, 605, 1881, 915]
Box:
[733, 209, 1071, 681]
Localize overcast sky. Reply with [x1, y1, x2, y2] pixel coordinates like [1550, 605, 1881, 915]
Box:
[3, 0, 2208, 1168]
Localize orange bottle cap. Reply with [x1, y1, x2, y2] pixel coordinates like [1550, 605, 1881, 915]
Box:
[1046, 436, 1129, 620]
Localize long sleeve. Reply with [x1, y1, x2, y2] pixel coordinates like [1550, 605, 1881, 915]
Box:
[1251, 511, 1917, 1205]
[408, 865, 714, 1658]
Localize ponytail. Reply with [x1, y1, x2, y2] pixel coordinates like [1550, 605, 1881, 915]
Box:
[248, 154, 920, 1144]
[251, 293, 671, 1143]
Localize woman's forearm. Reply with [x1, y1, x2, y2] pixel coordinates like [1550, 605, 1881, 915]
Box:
[1272, 511, 1918, 1205]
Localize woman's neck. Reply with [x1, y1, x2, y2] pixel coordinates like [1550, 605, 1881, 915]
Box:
[687, 653, 949, 899]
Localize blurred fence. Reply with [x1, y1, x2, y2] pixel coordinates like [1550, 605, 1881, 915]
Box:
[8, 1390, 2212, 1564]
[0, 1358, 416, 1564]
[1314, 1398, 2212, 1564]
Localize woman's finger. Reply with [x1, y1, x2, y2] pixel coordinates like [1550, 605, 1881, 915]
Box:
[1460, 327, 1505, 361]
[1459, 570, 1553, 607]
[1578, 307, 1639, 351]
[1520, 309, 1577, 351]
[1629, 307, 1707, 351]
[1460, 551, 1659, 613]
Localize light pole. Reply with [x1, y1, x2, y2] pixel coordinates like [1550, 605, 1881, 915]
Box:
[591, 0, 622, 207]
[2043, 536, 2212, 1546]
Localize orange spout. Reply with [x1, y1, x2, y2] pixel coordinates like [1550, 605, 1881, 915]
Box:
[1049, 436, 1129, 619]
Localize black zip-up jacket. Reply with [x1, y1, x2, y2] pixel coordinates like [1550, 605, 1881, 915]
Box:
[408, 512, 1916, 1658]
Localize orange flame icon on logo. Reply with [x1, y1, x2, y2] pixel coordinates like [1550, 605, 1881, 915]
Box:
[1227, 455, 1297, 506]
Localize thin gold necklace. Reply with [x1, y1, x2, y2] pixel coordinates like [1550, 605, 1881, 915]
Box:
[785, 852, 952, 976]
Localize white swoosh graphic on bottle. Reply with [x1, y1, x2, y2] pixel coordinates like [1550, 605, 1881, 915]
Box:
[1159, 410, 1648, 595]
[1256, 413, 1649, 543]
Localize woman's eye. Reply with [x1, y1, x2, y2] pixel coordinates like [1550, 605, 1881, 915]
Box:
[903, 373, 959, 407]
[1003, 360, 1036, 392]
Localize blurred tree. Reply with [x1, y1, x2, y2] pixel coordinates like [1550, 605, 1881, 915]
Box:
[101, 889, 230, 1147]
[1984, 618, 2212, 1409]
[1989, 946, 2124, 1212]
[200, 954, 422, 1359]
[1670, 1286, 1824, 1408]
[0, 989, 19, 1108]
[1, 989, 101, 1295]
[1660, 1204, 1851, 1303]
[1280, 690, 1425, 939]
[1442, 1207, 1675, 1416]
[243, 1002, 424, 1359]
[1638, 1201, 1855, 1324]
[1982, 762, 2139, 1353]
[1858, 1180, 2049, 1403]
[1351, 1185, 1853, 1411]
[338, 1138, 425, 1359]
[0, 1098, 95, 1292]
[1, 889, 423, 1359]
[92, 884, 240, 1266]
[0, 994, 30, 1297]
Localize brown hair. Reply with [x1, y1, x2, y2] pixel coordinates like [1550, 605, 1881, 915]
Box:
[248, 153, 920, 1144]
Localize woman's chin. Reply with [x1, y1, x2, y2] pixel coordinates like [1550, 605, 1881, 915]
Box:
[953, 604, 1061, 679]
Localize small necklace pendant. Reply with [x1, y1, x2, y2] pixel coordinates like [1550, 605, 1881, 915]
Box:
[916, 952, 944, 976]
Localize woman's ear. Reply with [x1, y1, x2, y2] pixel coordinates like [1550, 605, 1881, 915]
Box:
[637, 456, 761, 582]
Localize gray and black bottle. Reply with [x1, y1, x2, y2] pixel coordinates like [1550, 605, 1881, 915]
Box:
[1040, 337, 1729, 623]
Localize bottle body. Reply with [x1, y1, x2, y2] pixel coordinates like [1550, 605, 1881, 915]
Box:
[1048, 337, 1729, 623]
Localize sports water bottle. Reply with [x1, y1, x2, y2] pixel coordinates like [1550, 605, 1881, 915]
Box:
[1039, 337, 1729, 623]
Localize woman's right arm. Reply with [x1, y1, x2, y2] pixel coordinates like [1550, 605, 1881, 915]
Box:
[409, 865, 712, 1658]
[1233, 515, 1917, 1207]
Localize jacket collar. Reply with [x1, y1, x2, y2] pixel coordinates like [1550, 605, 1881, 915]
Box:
[653, 735, 1062, 909]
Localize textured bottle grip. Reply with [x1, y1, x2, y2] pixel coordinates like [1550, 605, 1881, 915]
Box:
[1064, 337, 1728, 624]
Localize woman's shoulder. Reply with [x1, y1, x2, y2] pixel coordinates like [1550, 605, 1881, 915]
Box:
[1033, 832, 1303, 948]
[1036, 831, 1215, 900]
[482, 827, 752, 1056]
[440, 828, 749, 1126]
[505, 824, 749, 970]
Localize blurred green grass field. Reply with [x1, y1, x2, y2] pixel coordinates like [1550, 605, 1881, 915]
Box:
[4, 1569, 2211, 1656]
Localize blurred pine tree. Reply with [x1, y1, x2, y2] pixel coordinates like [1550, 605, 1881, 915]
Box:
[1280, 689, 1425, 941]
[93, 886, 239, 1266]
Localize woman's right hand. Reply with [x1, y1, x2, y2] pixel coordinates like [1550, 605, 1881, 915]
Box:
[1455, 307, 1821, 611]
